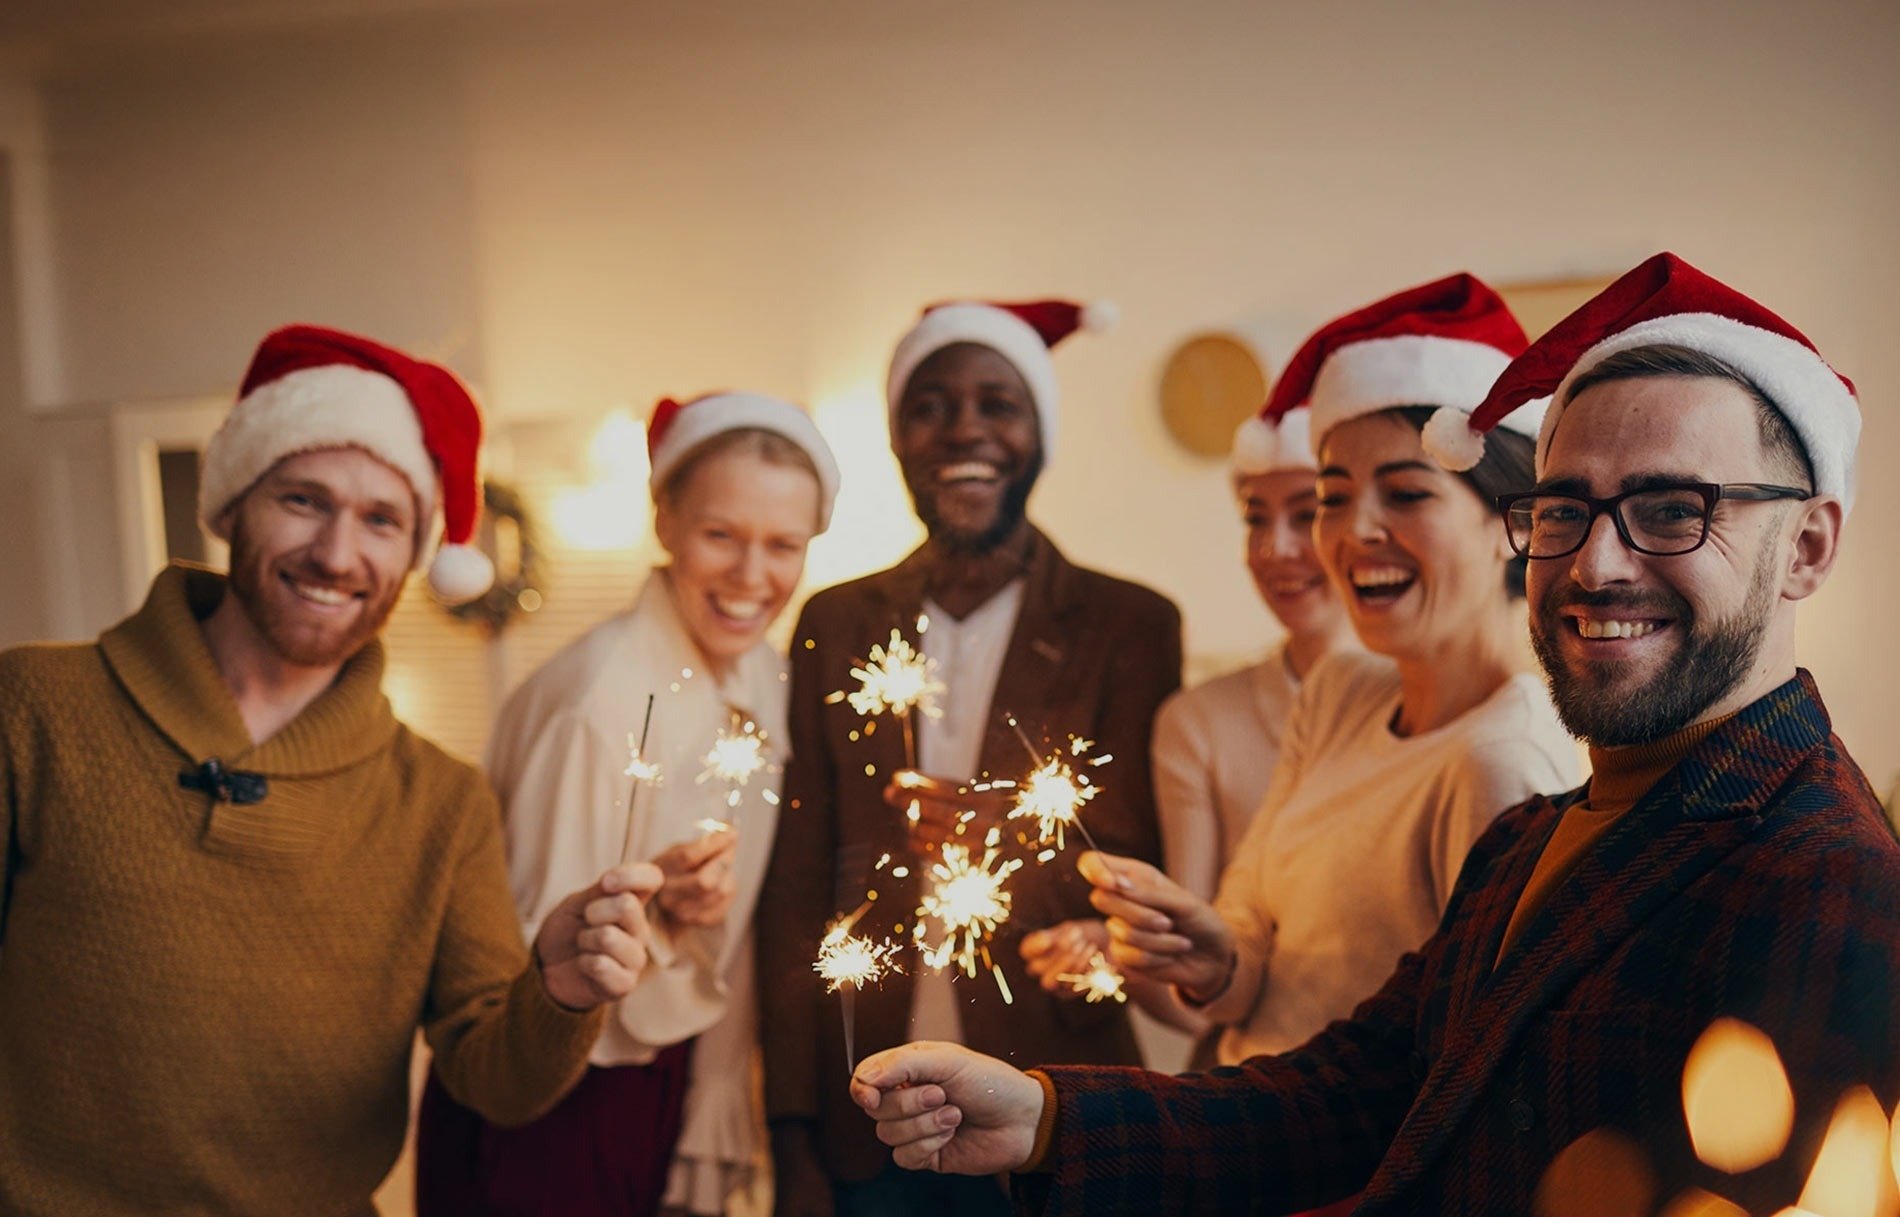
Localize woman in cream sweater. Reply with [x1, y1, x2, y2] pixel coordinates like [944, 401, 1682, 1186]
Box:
[1083, 276, 1579, 1088]
[416, 393, 839, 1217]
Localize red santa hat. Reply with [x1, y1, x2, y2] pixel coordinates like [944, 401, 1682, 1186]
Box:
[198, 324, 495, 602]
[885, 297, 1118, 458]
[646, 391, 842, 530]
[1260, 273, 1542, 465]
[1440, 252, 1861, 511]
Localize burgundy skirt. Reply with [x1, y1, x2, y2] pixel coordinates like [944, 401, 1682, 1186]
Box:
[415, 1041, 694, 1217]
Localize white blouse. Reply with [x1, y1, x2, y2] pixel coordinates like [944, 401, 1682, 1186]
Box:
[486, 568, 787, 1214]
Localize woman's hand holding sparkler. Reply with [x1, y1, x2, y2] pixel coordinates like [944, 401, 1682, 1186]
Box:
[1019, 918, 1110, 996]
[1078, 851, 1238, 1004]
[883, 769, 1013, 852]
[650, 827, 741, 929]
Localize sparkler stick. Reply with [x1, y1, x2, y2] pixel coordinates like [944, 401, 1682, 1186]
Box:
[1004, 715, 1106, 854]
[618, 694, 660, 864]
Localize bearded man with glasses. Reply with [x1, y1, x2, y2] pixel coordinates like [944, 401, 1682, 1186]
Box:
[849, 254, 1899, 1217]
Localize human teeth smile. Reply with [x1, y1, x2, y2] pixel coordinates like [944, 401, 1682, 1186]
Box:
[714, 597, 765, 622]
[938, 462, 999, 484]
[1350, 565, 1414, 589]
[1575, 618, 1660, 640]
[287, 578, 354, 607]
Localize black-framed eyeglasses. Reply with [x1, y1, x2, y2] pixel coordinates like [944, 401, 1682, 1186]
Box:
[1496, 482, 1812, 559]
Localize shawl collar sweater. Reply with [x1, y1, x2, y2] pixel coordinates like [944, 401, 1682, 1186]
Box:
[0, 564, 602, 1216]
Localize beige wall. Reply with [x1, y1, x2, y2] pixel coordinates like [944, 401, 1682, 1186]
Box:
[2, 0, 1895, 788]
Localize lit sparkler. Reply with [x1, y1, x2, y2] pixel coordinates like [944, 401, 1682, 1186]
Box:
[814, 910, 902, 1071]
[698, 714, 773, 810]
[831, 620, 943, 767]
[914, 840, 1024, 1002]
[1055, 952, 1128, 1004]
[618, 694, 660, 864]
[1004, 715, 1113, 854]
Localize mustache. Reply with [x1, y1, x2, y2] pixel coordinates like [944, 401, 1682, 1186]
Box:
[1539, 585, 1687, 618]
[278, 564, 372, 595]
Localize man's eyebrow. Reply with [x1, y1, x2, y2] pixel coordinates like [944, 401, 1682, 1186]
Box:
[1526, 471, 1706, 495]
[1318, 465, 1349, 480]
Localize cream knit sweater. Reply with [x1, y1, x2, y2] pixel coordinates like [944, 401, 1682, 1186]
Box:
[0, 565, 604, 1216]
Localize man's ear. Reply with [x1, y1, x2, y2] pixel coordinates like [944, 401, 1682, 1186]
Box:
[1781, 494, 1843, 602]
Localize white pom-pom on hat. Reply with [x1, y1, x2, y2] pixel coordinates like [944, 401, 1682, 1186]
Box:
[428, 542, 495, 604]
[1081, 300, 1121, 332]
[1231, 417, 1280, 475]
[1421, 405, 1486, 471]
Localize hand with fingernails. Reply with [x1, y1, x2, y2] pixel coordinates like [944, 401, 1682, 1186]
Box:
[1079, 850, 1238, 1003]
[883, 769, 1014, 853]
[650, 828, 742, 928]
[851, 1042, 1045, 1175]
[531, 861, 666, 1010]
[1019, 918, 1110, 996]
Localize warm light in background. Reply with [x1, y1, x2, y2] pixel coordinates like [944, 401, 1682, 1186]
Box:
[549, 407, 653, 552]
[1787, 1086, 1898, 1217]
[803, 380, 923, 592]
[1681, 1018, 1796, 1173]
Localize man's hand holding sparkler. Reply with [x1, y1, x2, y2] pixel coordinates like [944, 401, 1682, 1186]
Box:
[883, 769, 1012, 852]
[532, 861, 666, 1010]
[851, 1042, 1045, 1175]
[650, 827, 742, 929]
[1079, 851, 1239, 1004]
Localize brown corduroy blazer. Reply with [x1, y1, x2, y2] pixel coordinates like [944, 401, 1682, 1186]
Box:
[756, 528, 1182, 1182]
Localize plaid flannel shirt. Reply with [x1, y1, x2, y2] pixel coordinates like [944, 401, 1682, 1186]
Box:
[1020, 671, 1900, 1215]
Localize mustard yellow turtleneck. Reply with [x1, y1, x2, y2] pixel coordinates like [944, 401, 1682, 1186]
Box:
[1497, 713, 1736, 959]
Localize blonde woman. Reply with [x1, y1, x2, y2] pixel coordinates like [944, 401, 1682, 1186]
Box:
[417, 393, 839, 1217]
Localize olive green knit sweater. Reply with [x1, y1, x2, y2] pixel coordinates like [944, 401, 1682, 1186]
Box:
[0, 565, 605, 1215]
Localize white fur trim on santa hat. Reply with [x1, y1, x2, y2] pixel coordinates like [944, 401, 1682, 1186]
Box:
[1308, 335, 1519, 448]
[198, 363, 440, 544]
[1231, 408, 1316, 476]
[886, 303, 1061, 458]
[1539, 313, 1860, 512]
[648, 392, 841, 531]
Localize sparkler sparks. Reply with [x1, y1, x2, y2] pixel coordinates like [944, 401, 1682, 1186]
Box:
[1055, 952, 1128, 1004]
[913, 843, 1023, 986]
[699, 716, 772, 809]
[835, 626, 944, 767]
[1010, 755, 1101, 850]
[1004, 717, 1114, 853]
[815, 912, 902, 1072]
[814, 923, 904, 994]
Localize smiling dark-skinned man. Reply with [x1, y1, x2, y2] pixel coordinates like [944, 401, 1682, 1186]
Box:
[757, 298, 1183, 1216]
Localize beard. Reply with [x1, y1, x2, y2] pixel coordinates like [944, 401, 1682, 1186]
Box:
[1530, 554, 1776, 748]
[912, 454, 1042, 556]
[226, 518, 403, 668]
